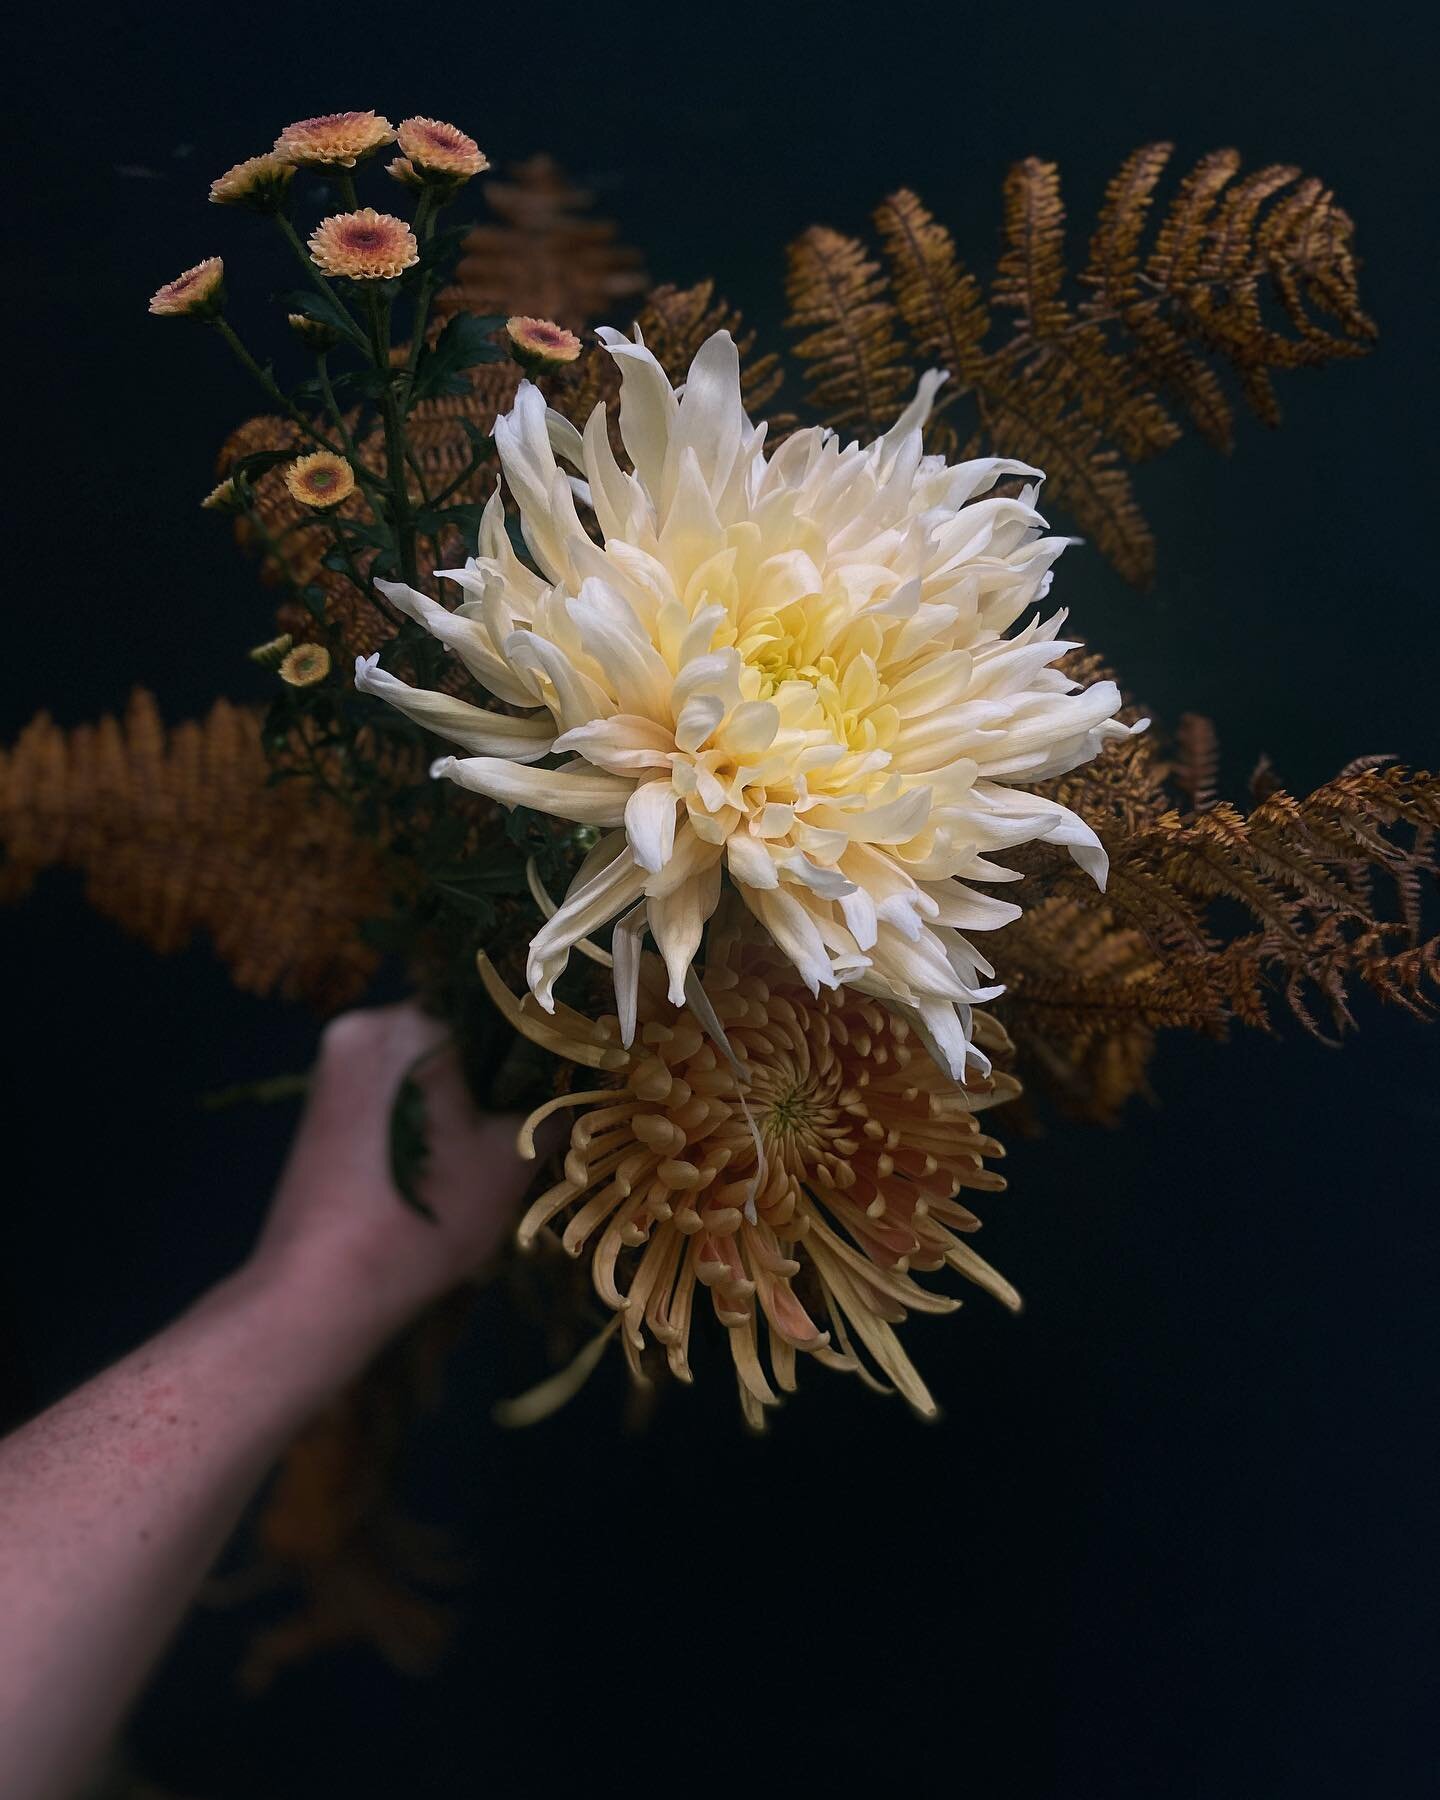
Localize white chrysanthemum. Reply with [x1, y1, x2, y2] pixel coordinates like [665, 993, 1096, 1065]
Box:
[357, 328, 1145, 1076]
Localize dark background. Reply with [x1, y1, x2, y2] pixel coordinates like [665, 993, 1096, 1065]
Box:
[5, 3, 1437, 1794]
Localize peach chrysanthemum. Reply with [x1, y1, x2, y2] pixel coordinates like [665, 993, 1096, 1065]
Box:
[148, 257, 224, 318]
[385, 155, 425, 191]
[287, 310, 341, 352]
[505, 315, 582, 373]
[200, 476, 245, 514]
[209, 152, 294, 212]
[248, 633, 294, 670]
[273, 110, 395, 168]
[307, 208, 418, 280]
[483, 936, 1020, 1426]
[279, 643, 332, 687]
[284, 451, 355, 508]
[395, 116, 489, 181]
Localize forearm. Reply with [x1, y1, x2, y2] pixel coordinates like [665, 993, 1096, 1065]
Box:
[0, 1255, 385, 1800]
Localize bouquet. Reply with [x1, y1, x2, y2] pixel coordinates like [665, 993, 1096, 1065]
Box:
[5, 110, 1436, 1453]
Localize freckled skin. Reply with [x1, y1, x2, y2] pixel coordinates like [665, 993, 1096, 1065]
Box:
[0, 1003, 537, 1800]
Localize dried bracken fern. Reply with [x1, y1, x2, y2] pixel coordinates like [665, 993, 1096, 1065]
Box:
[784, 226, 913, 437]
[785, 147, 1376, 584]
[0, 693, 390, 1007]
[997, 709, 1440, 1117]
[436, 154, 646, 330]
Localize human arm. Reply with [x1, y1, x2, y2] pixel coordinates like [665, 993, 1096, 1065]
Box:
[0, 1003, 532, 1800]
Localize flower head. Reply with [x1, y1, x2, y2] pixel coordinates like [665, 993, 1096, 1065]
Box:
[395, 116, 489, 182]
[506, 315, 582, 374]
[248, 632, 294, 669]
[484, 936, 1019, 1426]
[385, 155, 425, 191]
[307, 208, 418, 280]
[209, 152, 294, 212]
[287, 310, 341, 352]
[361, 328, 1145, 1078]
[279, 643, 332, 687]
[284, 451, 355, 508]
[148, 257, 224, 318]
[274, 110, 394, 168]
[200, 476, 245, 514]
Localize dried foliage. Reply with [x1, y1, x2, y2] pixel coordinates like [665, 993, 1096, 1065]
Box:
[996, 691, 1440, 1120]
[0, 692, 389, 1007]
[437, 154, 647, 330]
[786, 148, 1376, 584]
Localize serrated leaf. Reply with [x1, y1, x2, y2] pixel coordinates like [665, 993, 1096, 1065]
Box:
[411, 312, 507, 401]
[280, 287, 367, 351]
[230, 447, 299, 481]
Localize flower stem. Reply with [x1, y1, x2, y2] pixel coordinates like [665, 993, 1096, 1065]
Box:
[272, 215, 367, 350]
[402, 188, 443, 407]
[363, 290, 420, 591]
[211, 318, 343, 456]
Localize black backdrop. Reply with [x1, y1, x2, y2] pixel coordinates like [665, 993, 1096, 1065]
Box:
[5, 4, 1437, 1794]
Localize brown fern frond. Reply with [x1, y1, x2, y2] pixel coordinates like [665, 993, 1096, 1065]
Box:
[785, 147, 1375, 583]
[993, 158, 1071, 339]
[437, 155, 646, 329]
[875, 188, 989, 393]
[1174, 712, 1220, 810]
[976, 367, 1157, 583]
[997, 730, 1440, 1117]
[0, 695, 390, 1007]
[784, 226, 911, 435]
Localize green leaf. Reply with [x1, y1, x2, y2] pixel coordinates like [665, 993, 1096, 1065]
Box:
[412, 312, 507, 401]
[404, 224, 473, 285]
[414, 502, 488, 538]
[333, 517, 396, 550]
[299, 584, 329, 623]
[230, 447, 297, 482]
[280, 287, 367, 351]
[388, 1067, 437, 1223]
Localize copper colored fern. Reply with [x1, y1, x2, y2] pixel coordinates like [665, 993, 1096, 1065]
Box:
[785, 148, 1376, 584]
[0, 693, 390, 1007]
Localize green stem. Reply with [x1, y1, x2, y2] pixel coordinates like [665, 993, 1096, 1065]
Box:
[365, 290, 420, 592]
[273, 215, 368, 350]
[402, 189, 443, 406]
[314, 354, 385, 492]
[212, 318, 344, 455]
[338, 171, 360, 211]
[428, 449, 487, 511]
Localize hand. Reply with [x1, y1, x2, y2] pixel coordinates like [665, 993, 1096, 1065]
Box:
[246, 1002, 537, 1356]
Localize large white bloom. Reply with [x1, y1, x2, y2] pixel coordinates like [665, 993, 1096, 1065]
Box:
[358, 328, 1144, 1076]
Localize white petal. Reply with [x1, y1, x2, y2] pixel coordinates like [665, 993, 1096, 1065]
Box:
[354, 657, 553, 760]
[433, 755, 632, 825]
[624, 777, 679, 873]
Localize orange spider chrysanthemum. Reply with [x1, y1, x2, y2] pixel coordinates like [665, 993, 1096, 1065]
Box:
[148, 257, 225, 318]
[307, 208, 418, 280]
[209, 152, 294, 211]
[283, 451, 355, 508]
[273, 110, 395, 168]
[485, 934, 1020, 1426]
[505, 315, 582, 373]
[395, 116, 489, 182]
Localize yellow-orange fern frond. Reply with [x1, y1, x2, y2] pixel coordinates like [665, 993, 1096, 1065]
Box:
[0, 693, 391, 1007]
